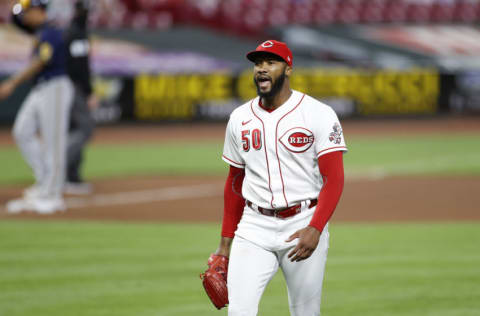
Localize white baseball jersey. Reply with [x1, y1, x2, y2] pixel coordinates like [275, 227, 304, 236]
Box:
[222, 90, 347, 209]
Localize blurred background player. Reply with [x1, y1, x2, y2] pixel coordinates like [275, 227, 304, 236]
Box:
[0, 0, 73, 214]
[64, 0, 98, 195]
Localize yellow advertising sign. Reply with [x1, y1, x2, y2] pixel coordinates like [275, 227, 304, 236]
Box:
[291, 68, 439, 115]
[134, 68, 439, 119]
[134, 73, 232, 119]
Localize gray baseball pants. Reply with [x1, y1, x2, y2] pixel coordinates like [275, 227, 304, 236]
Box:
[12, 76, 73, 199]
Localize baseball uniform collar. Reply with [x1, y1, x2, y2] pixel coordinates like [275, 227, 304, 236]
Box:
[253, 90, 304, 118]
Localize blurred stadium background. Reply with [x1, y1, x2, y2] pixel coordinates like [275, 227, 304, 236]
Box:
[0, 0, 479, 315]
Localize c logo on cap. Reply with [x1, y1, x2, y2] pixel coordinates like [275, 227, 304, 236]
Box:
[261, 41, 274, 48]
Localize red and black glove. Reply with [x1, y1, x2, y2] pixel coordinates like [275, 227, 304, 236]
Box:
[200, 254, 229, 309]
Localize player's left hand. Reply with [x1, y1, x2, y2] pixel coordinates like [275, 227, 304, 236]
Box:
[200, 254, 229, 309]
[286, 226, 322, 262]
[0, 80, 16, 100]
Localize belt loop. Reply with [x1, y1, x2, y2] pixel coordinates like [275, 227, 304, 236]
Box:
[247, 200, 257, 212]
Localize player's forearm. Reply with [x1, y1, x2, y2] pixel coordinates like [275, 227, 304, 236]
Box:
[221, 166, 245, 238]
[216, 237, 233, 257]
[309, 151, 345, 232]
[9, 58, 45, 88]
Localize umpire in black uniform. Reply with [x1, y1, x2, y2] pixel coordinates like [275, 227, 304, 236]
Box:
[64, 0, 97, 195]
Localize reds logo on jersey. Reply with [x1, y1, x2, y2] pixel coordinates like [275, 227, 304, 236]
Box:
[279, 127, 314, 153]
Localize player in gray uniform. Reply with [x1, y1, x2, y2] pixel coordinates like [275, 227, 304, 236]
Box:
[0, 0, 73, 214]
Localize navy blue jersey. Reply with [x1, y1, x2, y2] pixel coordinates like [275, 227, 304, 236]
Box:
[33, 23, 67, 83]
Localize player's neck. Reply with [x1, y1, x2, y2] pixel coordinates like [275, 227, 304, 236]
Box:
[260, 88, 292, 112]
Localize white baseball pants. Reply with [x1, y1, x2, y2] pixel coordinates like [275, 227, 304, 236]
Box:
[227, 204, 329, 316]
[12, 76, 73, 198]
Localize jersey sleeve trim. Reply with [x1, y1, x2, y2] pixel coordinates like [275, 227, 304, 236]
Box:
[222, 155, 245, 168]
[316, 146, 348, 158]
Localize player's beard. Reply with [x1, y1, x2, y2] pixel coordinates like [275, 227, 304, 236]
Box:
[254, 72, 286, 99]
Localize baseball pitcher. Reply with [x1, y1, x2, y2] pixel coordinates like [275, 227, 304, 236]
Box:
[201, 40, 347, 315]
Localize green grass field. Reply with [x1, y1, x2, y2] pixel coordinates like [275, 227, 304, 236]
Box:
[1, 133, 480, 185]
[1, 221, 479, 316]
[1, 132, 480, 315]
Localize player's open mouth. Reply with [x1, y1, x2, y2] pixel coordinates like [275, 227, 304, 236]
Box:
[257, 76, 271, 89]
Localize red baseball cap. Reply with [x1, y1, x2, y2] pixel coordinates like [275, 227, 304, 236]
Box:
[246, 40, 293, 67]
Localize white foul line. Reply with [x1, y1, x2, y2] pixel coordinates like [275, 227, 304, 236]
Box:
[0, 173, 386, 213]
[63, 172, 382, 210]
[65, 183, 222, 209]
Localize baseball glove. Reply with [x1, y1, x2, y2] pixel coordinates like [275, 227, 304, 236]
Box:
[200, 254, 229, 310]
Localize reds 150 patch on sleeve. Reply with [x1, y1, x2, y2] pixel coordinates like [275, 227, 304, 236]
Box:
[313, 105, 347, 158]
[328, 122, 343, 144]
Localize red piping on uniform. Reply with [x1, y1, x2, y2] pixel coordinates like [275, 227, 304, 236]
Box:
[317, 146, 347, 157]
[222, 155, 245, 167]
[250, 99, 275, 208]
[275, 93, 305, 207]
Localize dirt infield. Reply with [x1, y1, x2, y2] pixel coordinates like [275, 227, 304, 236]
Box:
[1, 117, 479, 223]
[1, 174, 479, 223]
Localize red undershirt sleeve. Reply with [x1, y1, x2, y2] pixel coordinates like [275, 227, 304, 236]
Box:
[309, 151, 345, 233]
[221, 166, 246, 238]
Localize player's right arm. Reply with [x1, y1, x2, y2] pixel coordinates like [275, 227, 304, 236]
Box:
[216, 110, 247, 257]
[216, 165, 246, 257]
[0, 38, 51, 100]
[0, 57, 45, 100]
